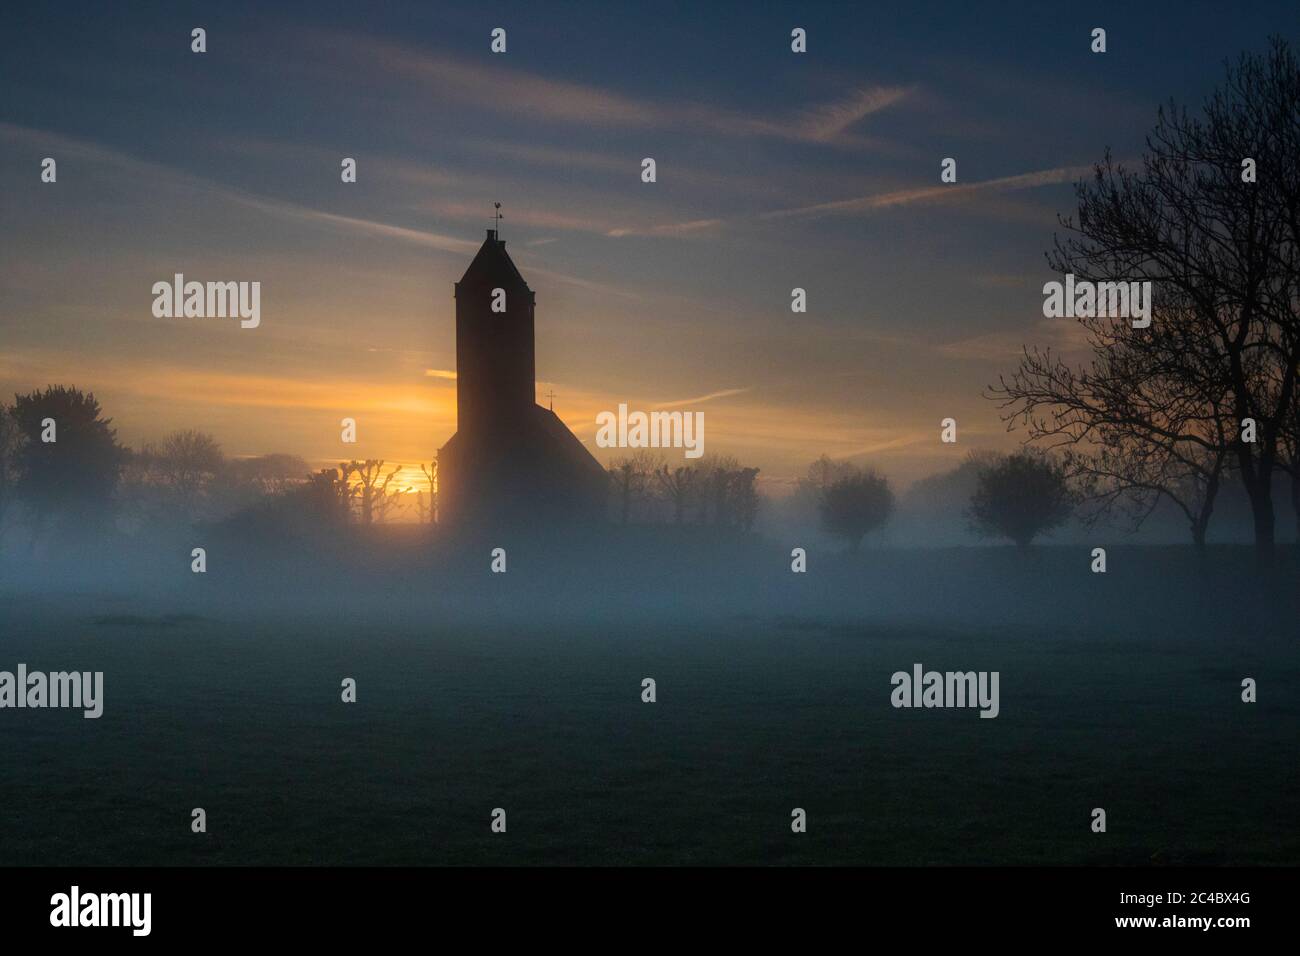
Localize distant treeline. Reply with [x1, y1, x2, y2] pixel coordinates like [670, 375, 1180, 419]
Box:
[1, 386, 1294, 561]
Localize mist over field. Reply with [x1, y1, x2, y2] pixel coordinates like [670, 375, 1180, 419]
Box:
[1, 517, 1296, 866]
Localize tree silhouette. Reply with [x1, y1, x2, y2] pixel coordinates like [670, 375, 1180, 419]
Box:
[819, 467, 893, 552]
[968, 452, 1073, 549]
[0, 404, 23, 546]
[418, 460, 437, 524]
[144, 429, 225, 518]
[341, 459, 404, 525]
[991, 40, 1299, 566]
[225, 453, 309, 496]
[607, 451, 659, 525]
[10, 386, 124, 537]
[655, 463, 696, 525]
[728, 466, 760, 532]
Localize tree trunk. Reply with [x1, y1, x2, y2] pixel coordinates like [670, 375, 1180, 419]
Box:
[1292, 469, 1300, 547]
[1248, 485, 1275, 569]
[1236, 444, 1276, 570]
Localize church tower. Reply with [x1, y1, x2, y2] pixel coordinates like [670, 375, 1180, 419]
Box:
[436, 223, 608, 530]
[454, 228, 536, 440]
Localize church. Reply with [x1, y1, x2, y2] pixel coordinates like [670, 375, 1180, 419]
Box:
[436, 227, 608, 529]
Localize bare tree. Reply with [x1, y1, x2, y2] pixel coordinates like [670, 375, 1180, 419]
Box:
[607, 451, 661, 525]
[992, 41, 1299, 564]
[687, 454, 741, 526]
[655, 463, 696, 525]
[146, 430, 225, 518]
[992, 300, 1234, 548]
[418, 460, 438, 524]
[341, 459, 404, 525]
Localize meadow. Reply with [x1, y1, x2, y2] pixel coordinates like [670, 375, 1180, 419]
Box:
[0, 537, 1295, 866]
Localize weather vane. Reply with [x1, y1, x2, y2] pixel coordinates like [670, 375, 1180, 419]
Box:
[493, 201, 502, 233]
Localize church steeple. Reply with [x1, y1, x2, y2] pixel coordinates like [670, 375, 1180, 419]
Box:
[453, 228, 537, 436]
[435, 225, 609, 528]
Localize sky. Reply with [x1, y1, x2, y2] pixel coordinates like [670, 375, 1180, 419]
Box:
[2, 1, 1297, 495]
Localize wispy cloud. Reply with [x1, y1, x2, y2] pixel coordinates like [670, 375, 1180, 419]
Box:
[762, 164, 1093, 221]
[938, 317, 1094, 361]
[429, 199, 722, 241]
[607, 219, 723, 238]
[0, 122, 646, 294]
[328, 34, 909, 146]
[782, 86, 912, 144]
[651, 387, 751, 409]
[0, 122, 477, 255]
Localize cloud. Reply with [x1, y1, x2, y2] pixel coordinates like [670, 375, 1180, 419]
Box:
[651, 387, 751, 409]
[328, 34, 909, 145]
[607, 219, 723, 238]
[0, 122, 476, 255]
[762, 164, 1093, 221]
[1, 122, 642, 296]
[938, 317, 1094, 361]
[829, 434, 933, 459]
[783, 86, 912, 144]
[429, 199, 722, 242]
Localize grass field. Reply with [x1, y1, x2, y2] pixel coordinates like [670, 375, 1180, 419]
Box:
[1, 540, 1296, 866]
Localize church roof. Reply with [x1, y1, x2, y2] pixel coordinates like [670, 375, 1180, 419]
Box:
[457, 229, 531, 290]
[438, 403, 606, 482]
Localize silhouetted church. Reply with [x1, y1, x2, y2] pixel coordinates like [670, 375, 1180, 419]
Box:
[437, 229, 607, 528]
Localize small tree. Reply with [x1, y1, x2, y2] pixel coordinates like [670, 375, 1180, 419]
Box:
[819, 468, 894, 552]
[419, 460, 437, 524]
[607, 451, 661, 525]
[968, 451, 1074, 549]
[342, 459, 403, 525]
[147, 429, 225, 518]
[655, 463, 696, 525]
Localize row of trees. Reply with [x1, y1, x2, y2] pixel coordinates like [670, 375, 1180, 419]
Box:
[0, 385, 766, 544]
[605, 450, 760, 530]
[0, 382, 1271, 556]
[0, 385, 444, 549]
[989, 39, 1300, 567]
